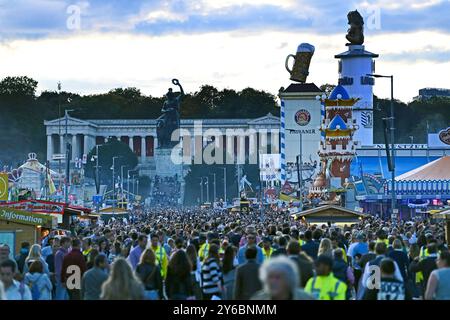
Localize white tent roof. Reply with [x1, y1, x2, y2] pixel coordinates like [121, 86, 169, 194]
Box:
[396, 156, 450, 181]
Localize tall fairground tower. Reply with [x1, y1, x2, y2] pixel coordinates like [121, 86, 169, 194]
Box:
[309, 85, 358, 198]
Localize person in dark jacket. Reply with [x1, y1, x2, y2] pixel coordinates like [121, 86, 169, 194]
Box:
[388, 239, 410, 281]
[15, 242, 30, 274]
[135, 248, 163, 300]
[287, 241, 313, 288]
[409, 243, 438, 293]
[165, 250, 194, 300]
[61, 239, 87, 300]
[332, 248, 352, 299]
[301, 230, 321, 260]
[358, 241, 377, 269]
[272, 236, 288, 257]
[234, 246, 262, 300]
[363, 258, 412, 300]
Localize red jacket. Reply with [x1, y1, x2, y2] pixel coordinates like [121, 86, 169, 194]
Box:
[61, 248, 87, 284]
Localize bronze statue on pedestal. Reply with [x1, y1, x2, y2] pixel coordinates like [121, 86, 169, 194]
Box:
[156, 79, 184, 148]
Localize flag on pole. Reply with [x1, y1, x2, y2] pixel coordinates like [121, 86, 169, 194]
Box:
[47, 172, 56, 194]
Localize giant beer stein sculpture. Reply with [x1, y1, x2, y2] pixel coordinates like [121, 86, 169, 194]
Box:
[285, 43, 315, 83]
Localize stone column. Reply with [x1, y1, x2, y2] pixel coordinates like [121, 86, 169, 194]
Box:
[72, 135, 78, 161]
[129, 136, 134, 151]
[153, 136, 158, 151]
[83, 135, 90, 156]
[141, 136, 146, 161]
[238, 135, 246, 164]
[60, 135, 64, 155]
[47, 135, 53, 162]
[249, 133, 257, 164]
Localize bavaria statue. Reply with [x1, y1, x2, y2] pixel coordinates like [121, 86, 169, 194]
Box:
[156, 79, 184, 148]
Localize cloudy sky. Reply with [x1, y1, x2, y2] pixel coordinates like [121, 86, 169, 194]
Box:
[0, 0, 449, 102]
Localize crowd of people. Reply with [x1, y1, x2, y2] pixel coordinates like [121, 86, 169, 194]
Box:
[1, 206, 450, 300]
[151, 175, 181, 207]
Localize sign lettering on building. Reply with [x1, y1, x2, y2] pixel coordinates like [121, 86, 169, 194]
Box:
[0, 208, 57, 228]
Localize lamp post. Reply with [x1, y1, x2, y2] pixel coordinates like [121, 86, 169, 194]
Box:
[288, 129, 303, 208]
[199, 177, 204, 204]
[204, 176, 209, 203]
[367, 74, 396, 222]
[91, 145, 101, 195]
[120, 165, 127, 208]
[222, 167, 227, 204]
[409, 136, 414, 157]
[127, 169, 133, 206]
[136, 179, 139, 197]
[210, 173, 216, 203]
[111, 156, 119, 210]
[57, 82, 62, 190]
[64, 109, 74, 205]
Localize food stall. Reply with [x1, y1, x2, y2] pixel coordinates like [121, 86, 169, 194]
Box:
[0, 207, 57, 255]
[291, 204, 368, 226]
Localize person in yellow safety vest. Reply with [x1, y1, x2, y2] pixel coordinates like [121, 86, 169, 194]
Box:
[415, 238, 435, 285]
[376, 229, 389, 246]
[262, 237, 274, 260]
[198, 234, 209, 262]
[82, 237, 92, 258]
[298, 238, 305, 247]
[150, 234, 168, 279]
[305, 255, 347, 300]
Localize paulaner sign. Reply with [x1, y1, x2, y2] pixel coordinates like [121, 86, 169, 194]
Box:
[0, 208, 56, 229]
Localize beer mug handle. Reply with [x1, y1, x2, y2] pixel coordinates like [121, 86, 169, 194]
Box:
[285, 54, 295, 74]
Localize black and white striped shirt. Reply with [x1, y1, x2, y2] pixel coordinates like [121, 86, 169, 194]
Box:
[201, 258, 223, 295]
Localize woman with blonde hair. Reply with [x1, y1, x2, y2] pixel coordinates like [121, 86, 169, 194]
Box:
[101, 258, 145, 300]
[318, 238, 333, 258]
[23, 244, 49, 275]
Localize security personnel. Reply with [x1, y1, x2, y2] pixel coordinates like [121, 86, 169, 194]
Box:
[82, 237, 92, 258]
[198, 234, 209, 262]
[376, 229, 389, 246]
[262, 237, 274, 260]
[415, 238, 434, 287]
[305, 255, 347, 300]
[150, 234, 168, 279]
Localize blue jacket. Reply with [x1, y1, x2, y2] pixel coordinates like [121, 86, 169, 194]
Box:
[237, 245, 263, 265]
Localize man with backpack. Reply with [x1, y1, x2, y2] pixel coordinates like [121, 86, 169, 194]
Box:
[0, 259, 31, 300]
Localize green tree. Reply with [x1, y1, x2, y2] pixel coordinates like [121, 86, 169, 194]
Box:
[0, 76, 38, 97]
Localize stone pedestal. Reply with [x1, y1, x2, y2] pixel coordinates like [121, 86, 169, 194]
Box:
[155, 147, 183, 177]
[154, 147, 185, 205]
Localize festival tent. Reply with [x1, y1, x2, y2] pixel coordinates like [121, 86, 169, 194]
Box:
[396, 156, 450, 181]
[389, 156, 450, 197]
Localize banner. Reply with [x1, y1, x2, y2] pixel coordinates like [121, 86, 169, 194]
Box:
[0, 207, 57, 228]
[259, 154, 281, 182]
[0, 173, 8, 201]
[0, 200, 65, 214]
